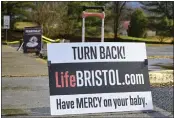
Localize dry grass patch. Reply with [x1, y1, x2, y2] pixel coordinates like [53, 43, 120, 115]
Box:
[2, 108, 29, 116]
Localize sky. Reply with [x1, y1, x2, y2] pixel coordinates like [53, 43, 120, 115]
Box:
[128, 2, 142, 8]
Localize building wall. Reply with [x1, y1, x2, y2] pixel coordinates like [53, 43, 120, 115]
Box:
[146, 30, 156, 37]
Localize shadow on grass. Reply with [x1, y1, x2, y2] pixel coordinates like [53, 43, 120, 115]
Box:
[152, 64, 174, 70]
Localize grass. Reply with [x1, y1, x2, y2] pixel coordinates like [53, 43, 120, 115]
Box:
[14, 22, 38, 30]
[119, 35, 153, 41]
[150, 82, 174, 87]
[103, 32, 173, 43]
[2, 86, 30, 91]
[152, 64, 174, 70]
[119, 35, 173, 43]
[2, 109, 29, 116]
[148, 56, 173, 59]
[146, 44, 172, 47]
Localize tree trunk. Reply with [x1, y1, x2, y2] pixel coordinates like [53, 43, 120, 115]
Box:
[114, 2, 119, 40]
[113, 3, 117, 40]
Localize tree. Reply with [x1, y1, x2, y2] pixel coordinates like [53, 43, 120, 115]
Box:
[156, 17, 173, 42]
[29, 1, 108, 38]
[67, 1, 107, 37]
[1, 1, 35, 29]
[67, 1, 127, 38]
[107, 2, 127, 40]
[128, 9, 148, 37]
[140, 2, 174, 38]
[140, 2, 173, 20]
[30, 2, 69, 38]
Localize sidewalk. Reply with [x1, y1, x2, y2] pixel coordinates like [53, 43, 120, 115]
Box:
[2, 45, 48, 77]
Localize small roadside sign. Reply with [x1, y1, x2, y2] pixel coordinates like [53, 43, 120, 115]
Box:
[23, 27, 42, 53]
[4, 15, 10, 29]
[47, 42, 153, 116]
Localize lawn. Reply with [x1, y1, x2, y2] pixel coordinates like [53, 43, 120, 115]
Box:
[100, 32, 173, 44]
[11, 22, 173, 44]
[14, 22, 38, 30]
[119, 35, 173, 43]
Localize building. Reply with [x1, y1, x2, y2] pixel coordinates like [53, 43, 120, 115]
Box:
[119, 20, 156, 37]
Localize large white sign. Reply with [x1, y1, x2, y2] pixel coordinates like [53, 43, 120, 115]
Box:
[47, 42, 147, 63]
[50, 92, 153, 115]
[47, 42, 153, 116]
[4, 15, 10, 29]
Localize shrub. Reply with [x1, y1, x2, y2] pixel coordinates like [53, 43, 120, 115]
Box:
[127, 9, 148, 38]
[156, 17, 173, 42]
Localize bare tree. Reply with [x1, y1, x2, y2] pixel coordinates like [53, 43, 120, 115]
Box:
[108, 1, 127, 40]
[29, 2, 71, 38]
